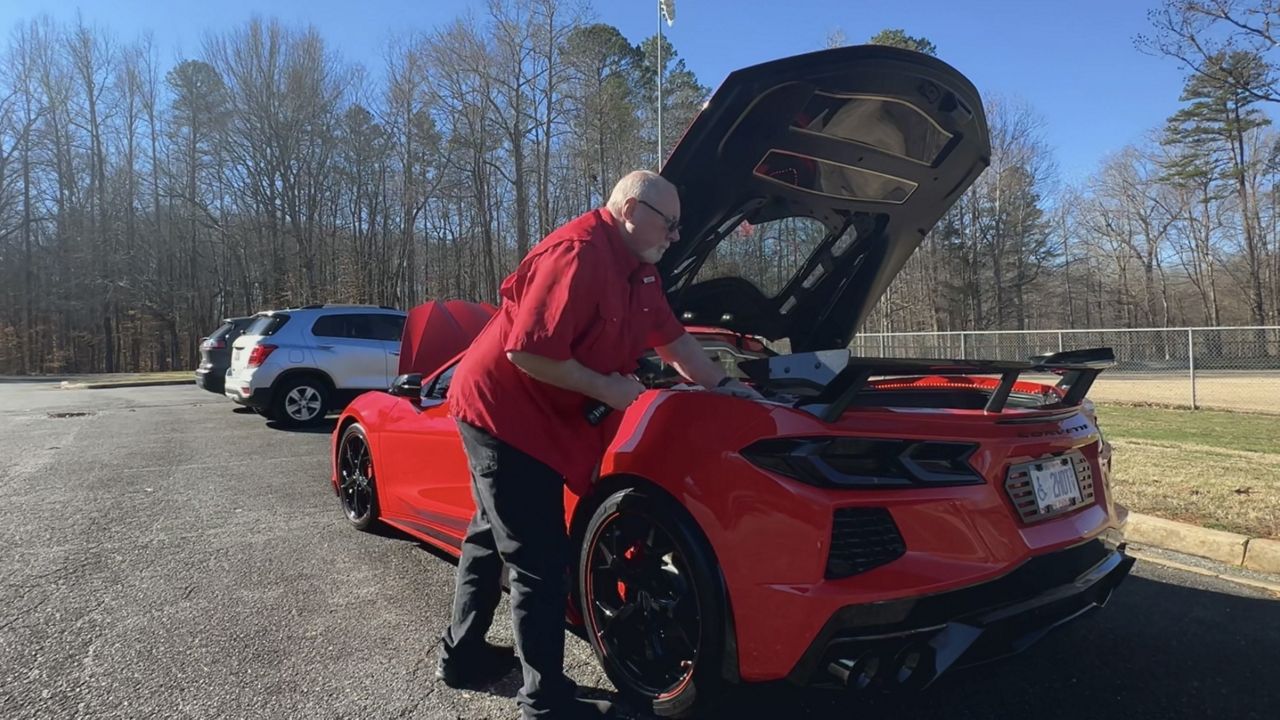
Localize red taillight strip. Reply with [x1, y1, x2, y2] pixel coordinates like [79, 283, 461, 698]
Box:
[247, 344, 277, 367]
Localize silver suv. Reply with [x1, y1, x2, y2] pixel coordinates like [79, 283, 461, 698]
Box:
[224, 305, 406, 426]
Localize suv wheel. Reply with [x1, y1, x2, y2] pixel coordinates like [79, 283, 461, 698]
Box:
[273, 376, 329, 427]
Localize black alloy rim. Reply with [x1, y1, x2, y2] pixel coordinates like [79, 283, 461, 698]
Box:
[585, 512, 701, 698]
[338, 431, 374, 522]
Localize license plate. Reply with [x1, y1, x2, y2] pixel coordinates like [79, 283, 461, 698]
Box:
[1029, 457, 1081, 513]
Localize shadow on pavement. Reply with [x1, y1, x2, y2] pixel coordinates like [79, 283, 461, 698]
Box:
[698, 574, 1279, 720]
[377, 511, 1280, 719]
[265, 417, 339, 434]
[401, 565, 1280, 719]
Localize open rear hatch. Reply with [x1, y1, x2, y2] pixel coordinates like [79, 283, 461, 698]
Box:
[658, 45, 991, 351]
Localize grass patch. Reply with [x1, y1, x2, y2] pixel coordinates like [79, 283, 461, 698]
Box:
[1097, 404, 1280, 539]
[56, 370, 193, 389]
[70, 371, 190, 382]
[1096, 405, 1280, 455]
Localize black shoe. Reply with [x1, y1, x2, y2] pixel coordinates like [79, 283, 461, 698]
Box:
[521, 697, 616, 720]
[435, 642, 517, 688]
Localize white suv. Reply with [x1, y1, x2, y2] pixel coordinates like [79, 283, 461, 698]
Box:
[224, 305, 406, 426]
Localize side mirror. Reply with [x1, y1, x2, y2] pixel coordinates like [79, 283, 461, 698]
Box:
[389, 373, 423, 397]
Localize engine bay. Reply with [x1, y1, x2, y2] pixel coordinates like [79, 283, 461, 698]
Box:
[640, 345, 1113, 418]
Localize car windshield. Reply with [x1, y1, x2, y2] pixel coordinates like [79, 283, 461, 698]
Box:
[641, 336, 770, 383]
[422, 363, 457, 400]
[245, 314, 290, 337]
[701, 339, 771, 379]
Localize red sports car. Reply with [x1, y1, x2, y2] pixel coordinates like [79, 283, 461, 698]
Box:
[330, 46, 1133, 718]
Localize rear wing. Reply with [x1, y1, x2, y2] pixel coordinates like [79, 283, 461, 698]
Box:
[739, 347, 1115, 421]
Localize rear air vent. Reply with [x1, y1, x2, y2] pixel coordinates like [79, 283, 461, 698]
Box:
[826, 508, 906, 579]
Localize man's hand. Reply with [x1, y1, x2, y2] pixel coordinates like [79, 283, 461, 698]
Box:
[712, 378, 765, 401]
[599, 372, 645, 410]
[655, 332, 727, 388]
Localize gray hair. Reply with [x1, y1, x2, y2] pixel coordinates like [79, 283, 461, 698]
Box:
[606, 170, 675, 216]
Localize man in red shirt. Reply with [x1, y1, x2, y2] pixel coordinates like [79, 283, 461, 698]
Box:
[436, 171, 758, 719]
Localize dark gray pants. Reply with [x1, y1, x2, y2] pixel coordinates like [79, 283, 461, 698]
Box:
[443, 420, 574, 717]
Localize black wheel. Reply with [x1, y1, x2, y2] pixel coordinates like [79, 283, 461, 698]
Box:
[578, 488, 727, 719]
[337, 423, 378, 531]
[273, 376, 328, 427]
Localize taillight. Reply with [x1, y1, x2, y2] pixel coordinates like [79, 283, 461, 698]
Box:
[247, 344, 277, 367]
[741, 437, 982, 488]
[202, 338, 226, 350]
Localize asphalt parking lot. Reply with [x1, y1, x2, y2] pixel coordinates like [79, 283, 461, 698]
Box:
[1, 383, 1278, 719]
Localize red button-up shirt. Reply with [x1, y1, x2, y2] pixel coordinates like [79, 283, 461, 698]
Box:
[450, 208, 685, 495]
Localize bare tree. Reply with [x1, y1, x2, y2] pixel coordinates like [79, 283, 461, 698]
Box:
[1139, 0, 1280, 103]
[426, 17, 501, 300]
[4, 9, 1279, 376]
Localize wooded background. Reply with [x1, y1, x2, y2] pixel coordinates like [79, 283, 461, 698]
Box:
[1, 0, 1278, 374]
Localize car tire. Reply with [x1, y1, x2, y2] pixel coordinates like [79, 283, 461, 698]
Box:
[272, 375, 329, 427]
[578, 487, 727, 719]
[336, 422, 379, 531]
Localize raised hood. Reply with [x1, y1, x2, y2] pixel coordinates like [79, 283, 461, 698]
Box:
[658, 45, 991, 352]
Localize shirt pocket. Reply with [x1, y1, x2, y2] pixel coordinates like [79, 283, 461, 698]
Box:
[574, 297, 630, 374]
[630, 278, 669, 355]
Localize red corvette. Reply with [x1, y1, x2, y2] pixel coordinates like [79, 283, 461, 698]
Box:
[331, 46, 1133, 717]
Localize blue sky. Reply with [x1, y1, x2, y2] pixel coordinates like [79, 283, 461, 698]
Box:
[2, 0, 1218, 182]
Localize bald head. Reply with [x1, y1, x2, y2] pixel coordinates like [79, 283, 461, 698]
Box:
[606, 170, 681, 264]
[606, 171, 678, 217]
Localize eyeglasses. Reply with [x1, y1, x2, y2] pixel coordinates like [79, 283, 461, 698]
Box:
[637, 199, 680, 233]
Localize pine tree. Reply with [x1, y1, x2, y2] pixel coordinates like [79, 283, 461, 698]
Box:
[867, 29, 938, 56]
[1163, 50, 1272, 324]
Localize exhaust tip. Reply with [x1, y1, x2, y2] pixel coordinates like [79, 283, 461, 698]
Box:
[889, 644, 935, 691]
[828, 652, 882, 691]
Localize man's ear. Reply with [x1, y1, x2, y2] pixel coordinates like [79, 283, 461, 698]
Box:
[619, 197, 638, 224]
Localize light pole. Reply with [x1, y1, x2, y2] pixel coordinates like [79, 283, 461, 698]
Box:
[658, 0, 675, 169]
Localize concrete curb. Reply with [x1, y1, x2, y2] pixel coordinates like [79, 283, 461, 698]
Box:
[1127, 512, 1280, 575]
[59, 379, 194, 390]
[1127, 548, 1280, 596]
[1244, 538, 1280, 575]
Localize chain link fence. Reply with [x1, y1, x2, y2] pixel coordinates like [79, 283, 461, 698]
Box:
[850, 327, 1280, 414]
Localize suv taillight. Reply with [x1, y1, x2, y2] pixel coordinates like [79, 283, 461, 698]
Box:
[202, 338, 225, 350]
[247, 344, 277, 367]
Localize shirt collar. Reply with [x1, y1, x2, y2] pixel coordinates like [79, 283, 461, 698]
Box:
[598, 207, 645, 276]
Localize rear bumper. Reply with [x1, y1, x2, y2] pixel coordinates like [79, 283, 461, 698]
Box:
[194, 366, 226, 393]
[224, 383, 272, 409]
[786, 535, 1133, 691]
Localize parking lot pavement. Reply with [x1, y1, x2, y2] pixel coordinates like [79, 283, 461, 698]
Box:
[1, 383, 1277, 719]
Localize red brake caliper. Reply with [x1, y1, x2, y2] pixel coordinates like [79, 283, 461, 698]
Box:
[617, 545, 640, 599]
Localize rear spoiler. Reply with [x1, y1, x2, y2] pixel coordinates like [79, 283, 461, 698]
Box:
[739, 347, 1115, 421]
